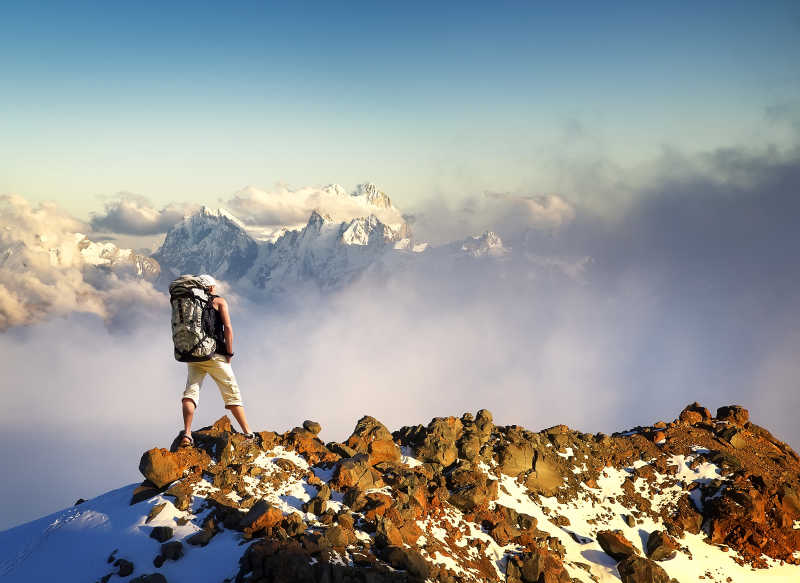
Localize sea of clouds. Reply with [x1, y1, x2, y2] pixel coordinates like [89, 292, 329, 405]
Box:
[1, 143, 799, 531]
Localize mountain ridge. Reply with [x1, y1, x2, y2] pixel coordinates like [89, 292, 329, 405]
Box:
[2, 402, 798, 583]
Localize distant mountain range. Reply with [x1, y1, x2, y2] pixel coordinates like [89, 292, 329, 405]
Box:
[151, 183, 516, 295]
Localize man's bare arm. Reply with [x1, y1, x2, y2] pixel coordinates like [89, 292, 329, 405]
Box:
[217, 297, 235, 361]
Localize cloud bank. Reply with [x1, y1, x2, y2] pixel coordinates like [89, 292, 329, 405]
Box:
[90, 193, 199, 236]
[1, 143, 799, 532]
[223, 183, 406, 236]
[0, 195, 164, 329]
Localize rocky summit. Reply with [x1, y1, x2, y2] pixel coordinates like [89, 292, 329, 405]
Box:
[2, 404, 800, 583]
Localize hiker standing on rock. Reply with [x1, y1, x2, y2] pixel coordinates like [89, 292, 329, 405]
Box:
[169, 274, 254, 448]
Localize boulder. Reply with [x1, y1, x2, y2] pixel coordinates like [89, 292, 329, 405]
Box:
[512, 547, 570, 583]
[678, 402, 711, 426]
[447, 466, 498, 512]
[475, 409, 493, 435]
[596, 530, 639, 561]
[716, 405, 750, 427]
[138, 449, 183, 489]
[375, 518, 403, 547]
[645, 530, 678, 561]
[138, 447, 209, 489]
[186, 528, 216, 546]
[383, 546, 430, 579]
[160, 541, 183, 561]
[457, 433, 482, 461]
[332, 454, 382, 491]
[617, 555, 672, 583]
[283, 427, 338, 465]
[344, 416, 401, 466]
[302, 420, 322, 434]
[240, 500, 283, 535]
[669, 494, 703, 534]
[149, 526, 173, 543]
[498, 441, 534, 476]
[326, 442, 357, 458]
[324, 525, 355, 548]
[523, 456, 563, 496]
[114, 558, 134, 577]
[415, 417, 462, 466]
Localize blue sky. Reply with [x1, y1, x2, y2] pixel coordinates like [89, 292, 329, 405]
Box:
[1, 1, 798, 216]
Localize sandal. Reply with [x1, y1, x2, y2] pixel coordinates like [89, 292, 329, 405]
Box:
[170, 430, 194, 451]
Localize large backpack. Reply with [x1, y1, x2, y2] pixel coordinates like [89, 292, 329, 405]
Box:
[169, 275, 217, 362]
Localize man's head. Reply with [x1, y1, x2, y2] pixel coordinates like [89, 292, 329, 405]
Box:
[197, 274, 217, 292]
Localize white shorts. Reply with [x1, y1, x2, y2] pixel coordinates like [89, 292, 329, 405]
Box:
[182, 354, 243, 407]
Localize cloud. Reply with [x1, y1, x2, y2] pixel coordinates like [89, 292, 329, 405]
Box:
[223, 183, 406, 235]
[409, 191, 576, 245]
[0, 195, 165, 329]
[90, 193, 198, 235]
[2, 143, 800, 532]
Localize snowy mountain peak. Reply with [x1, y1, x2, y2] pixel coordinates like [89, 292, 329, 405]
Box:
[351, 182, 392, 209]
[306, 210, 335, 230]
[461, 231, 509, 257]
[321, 183, 348, 198]
[340, 214, 396, 246]
[197, 206, 246, 229]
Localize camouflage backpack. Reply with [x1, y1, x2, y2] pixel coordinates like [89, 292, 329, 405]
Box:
[169, 275, 217, 362]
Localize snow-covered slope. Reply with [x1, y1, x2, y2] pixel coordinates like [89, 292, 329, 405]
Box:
[2, 404, 798, 583]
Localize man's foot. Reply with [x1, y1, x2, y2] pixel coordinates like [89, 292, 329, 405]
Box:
[179, 432, 193, 447]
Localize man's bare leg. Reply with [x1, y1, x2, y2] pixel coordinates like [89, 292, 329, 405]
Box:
[226, 404, 252, 434]
[181, 398, 196, 445]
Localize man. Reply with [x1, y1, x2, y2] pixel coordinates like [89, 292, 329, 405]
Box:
[176, 274, 254, 447]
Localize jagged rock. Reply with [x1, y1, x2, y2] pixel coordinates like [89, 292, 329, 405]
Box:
[779, 485, 800, 519]
[457, 432, 482, 461]
[164, 481, 194, 512]
[617, 555, 673, 583]
[130, 482, 161, 505]
[523, 456, 563, 496]
[511, 547, 570, 583]
[114, 558, 134, 577]
[447, 465, 498, 511]
[282, 427, 338, 465]
[149, 526, 173, 543]
[717, 405, 750, 427]
[383, 545, 430, 579]
[498, 441, 535, 476]
[332, 454, 382, 490]
[646, 530, 678, 561]
[138, 447, 209, 489]
[186, 528, 216, 546]
[376, 517, 403, 547]
[240, 500, 283, 535]
[668, 493, 703, 535]
[303, 420, 322, 434]
[597, 530, 639, 561]
[678, 402, 711, 426]
[475, 409, 493, 434]
[145, 502, 167, 524]
[160, 541, 183, 561]
[326, 442, 357, 458]
[345, 416, 402, 465]
[324, 524, 355, 548]
[415, 417, 462, 466]
[138, 449, 183, 489]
